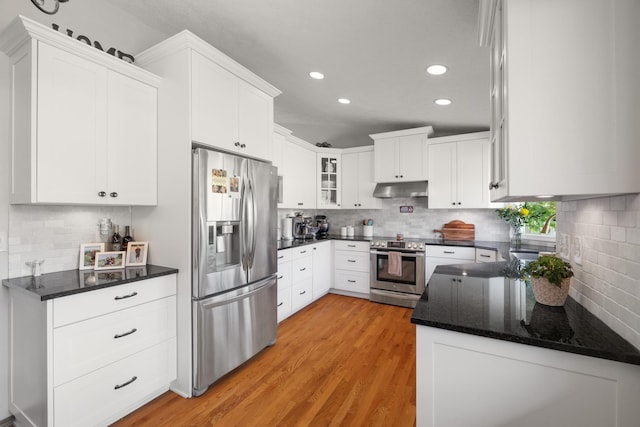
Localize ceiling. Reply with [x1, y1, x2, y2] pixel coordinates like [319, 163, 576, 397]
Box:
[109, 0, 490, 148]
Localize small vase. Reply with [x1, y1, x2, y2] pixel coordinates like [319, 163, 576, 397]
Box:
[531, 277, 571, 306]
[510, 226, 522, 247]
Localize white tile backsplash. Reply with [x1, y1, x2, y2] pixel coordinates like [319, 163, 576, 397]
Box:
[8, 205, 132, 278]
[558, 194, 640, 349]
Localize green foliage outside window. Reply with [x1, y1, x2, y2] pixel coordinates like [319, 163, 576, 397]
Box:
[523, 202, 556, 234]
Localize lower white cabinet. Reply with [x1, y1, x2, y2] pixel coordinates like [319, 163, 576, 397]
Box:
[333, 240, 370, 296]
[8, 274, 177, 427]
[475, 248, 498, 263]
[277, 240, 332, 322]
[425, 246, 476, 284]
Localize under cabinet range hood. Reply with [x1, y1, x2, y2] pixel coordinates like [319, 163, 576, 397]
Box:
[373, 181, 428, 198]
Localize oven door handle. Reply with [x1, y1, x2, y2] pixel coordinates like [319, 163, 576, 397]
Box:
[370, 250, 424, 258]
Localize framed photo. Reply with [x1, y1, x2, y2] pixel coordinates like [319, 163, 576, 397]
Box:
[126, 242, 148, 266]
[79, 243, 105, 270]
[94, 251, 126, 270]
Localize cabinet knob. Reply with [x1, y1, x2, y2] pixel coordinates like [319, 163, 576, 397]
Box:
[399, 175, 403, 178]
[452, 202, 456, 206]
[98, 191, 106, 197]
[457, 202, 461, 205]
[489, 182, 500, 190]
[110, 192, 118, 198]
[298, 203, 304, 206]
[240, 143, 246, 148]
[395, 175, 399, 178]
[234, 142, 241, 147]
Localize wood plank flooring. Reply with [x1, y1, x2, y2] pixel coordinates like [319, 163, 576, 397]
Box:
[111, 294, 416, 426]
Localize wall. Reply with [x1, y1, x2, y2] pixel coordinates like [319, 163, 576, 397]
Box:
[280, 200, 510, 241]
[557, 195, 640, 349]
[0, 0, 169, 420]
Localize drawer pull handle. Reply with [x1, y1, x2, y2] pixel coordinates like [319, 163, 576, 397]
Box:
[114, 291, 138, 300]
[277, 275, 284, 280]
[443, 251, 455, 254]
[114, 376, 138, 390]
[348, 244, 356, 247]
[348, 279, 356, 283]
[277, 302, 283, 307]
[114, 328, 137, 339]
[300, 250, 307, 254]
[480, 254, 491, 258]
[299, 267, 306, 271]
[300, 290, 306, 295]
[347, 259, 356, 263]
[278, 255, 284, 259]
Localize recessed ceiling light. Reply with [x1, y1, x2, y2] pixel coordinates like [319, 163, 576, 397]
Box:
[338, 98, 351, 104]
[309, 71, 325, 80]
[426, 64, 447, 75]
[434, 98, 451, 106]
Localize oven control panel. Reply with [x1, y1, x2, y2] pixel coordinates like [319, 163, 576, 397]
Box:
[370, 240, 425, 251]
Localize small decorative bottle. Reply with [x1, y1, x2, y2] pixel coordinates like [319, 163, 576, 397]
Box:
[122, 226, 134, 253]
[111, 225, 122, 251]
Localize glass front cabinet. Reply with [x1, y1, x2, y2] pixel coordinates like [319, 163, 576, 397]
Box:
[316, 154, 341, 208]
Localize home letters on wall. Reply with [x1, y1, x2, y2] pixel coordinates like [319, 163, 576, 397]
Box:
[29, 0, 135, 63]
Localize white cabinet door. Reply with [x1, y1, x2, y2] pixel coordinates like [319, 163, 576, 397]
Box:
[343, 151, 380, 209]
[374, 138, 398, 182]
[427, 142, 456, 209]
[107, 72, 158, 205]
[397, 133, 428, 182]
[311, 241, 332, 299]
[280, 140, 316, 209]
[456, 138, 488, 209]
[37, 42, 108, 204]
[317, 154, 341, 208]
[237, 80, 272, 160]
[191, 51, 237, 152]
[341, 153, 358, 208]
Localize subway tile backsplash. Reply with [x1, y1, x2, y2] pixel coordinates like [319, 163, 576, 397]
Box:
[8, 205, 132, 278]
[557, 194, 640, 349]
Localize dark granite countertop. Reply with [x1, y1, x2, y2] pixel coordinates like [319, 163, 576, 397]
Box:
[411, 260, 640, 366]
[2, 264, 179, 301]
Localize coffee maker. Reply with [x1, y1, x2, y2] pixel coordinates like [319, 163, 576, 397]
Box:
[315, 215, 329, 238]
[292, 214, 317, 239]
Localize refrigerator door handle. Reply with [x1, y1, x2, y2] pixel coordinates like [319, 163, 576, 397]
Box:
[200, 277, 275, 310]
[247, 177, 257, 269]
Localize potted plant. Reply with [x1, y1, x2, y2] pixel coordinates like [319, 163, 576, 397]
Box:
[496, 204, 530, 246]
[523, 255, 574, 306]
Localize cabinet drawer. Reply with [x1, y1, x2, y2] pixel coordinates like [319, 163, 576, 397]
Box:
[335, 250, 369, 273]
[53, 295, 176, 386]
[277, 287, 292, 322]
[291, 256, 312, 282]
[475, 248, 497, 263]
[53, 274, 176, 327]
[291, 279, 313, 311]
[334, 240, 370, 252]
[54, 337, 176, 427]
[277, 249, 292, 264]
[277, 263, 292, 291]
[334, 270, 370, 294]
[291, 246, 313, 259]
[425, 246, 475, 260]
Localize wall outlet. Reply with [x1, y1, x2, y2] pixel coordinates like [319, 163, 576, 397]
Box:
[572, 236, 583, 265]
[557, 233, 570, 260]
[0, 231, 7, 252]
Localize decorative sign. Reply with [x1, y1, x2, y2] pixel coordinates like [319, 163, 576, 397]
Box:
[30, 0, 69, 15]
[399, 206, 414, 213]
[29, 0, 135, 63]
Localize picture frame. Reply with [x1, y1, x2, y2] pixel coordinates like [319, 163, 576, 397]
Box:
[94, 251, 126, 270]
[79, 243, 105, 270]
[126, 241, 148, 266]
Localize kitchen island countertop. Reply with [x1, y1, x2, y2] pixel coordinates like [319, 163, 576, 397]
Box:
[2, 264, 179, 301]
[411, 260, 640, 366]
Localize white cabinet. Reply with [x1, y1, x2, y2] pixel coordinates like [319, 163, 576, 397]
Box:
[427, 132, 492, 209]
[371, 126, 434, 183]
[475, 248, 498, 263]
[311, 241, 332, 299]
[8, 274, 177, 427]
[1, 17, 160, 206]
[191, 51, 273, 160]
[316, 153, 341, 209]
[341, 149, 380, 209]
[481, 0, 640, 201]
[279, 137, 316, 209]
[333, 240, 370, 296]
[425, 245, 475, 283]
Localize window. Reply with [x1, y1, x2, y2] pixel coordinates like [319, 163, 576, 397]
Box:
[523, 202, 556, 241]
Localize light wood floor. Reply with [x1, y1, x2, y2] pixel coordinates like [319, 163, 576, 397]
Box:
[112, 293, 416, 426]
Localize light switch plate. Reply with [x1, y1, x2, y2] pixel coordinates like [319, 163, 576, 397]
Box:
[0, 231, 7, 252]
[572, 236, 583, 265]
[557, 233, 570, 260]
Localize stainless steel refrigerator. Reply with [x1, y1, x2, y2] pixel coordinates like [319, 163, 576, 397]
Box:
[192, 146, 278, 396]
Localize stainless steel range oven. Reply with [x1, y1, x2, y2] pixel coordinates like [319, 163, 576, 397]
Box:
[370, 239, 426, 308]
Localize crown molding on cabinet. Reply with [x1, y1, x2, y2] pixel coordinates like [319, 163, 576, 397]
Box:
[0, 15, 160, 86]
[477, 0, 499, 47]
[136, 29, 281, 98]
[369, 125, 434, 140]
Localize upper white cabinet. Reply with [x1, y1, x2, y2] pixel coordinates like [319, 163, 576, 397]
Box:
[279, 136, 316, 209]
[316, 153, 341, 209]
[371, 126, 434, 183]
[192, 52, 273, 160]
[341, 149, 380, 209]
[0, 16, 160, 205]
[480, 0, 640, 201]
[428, 132, 492, 209]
